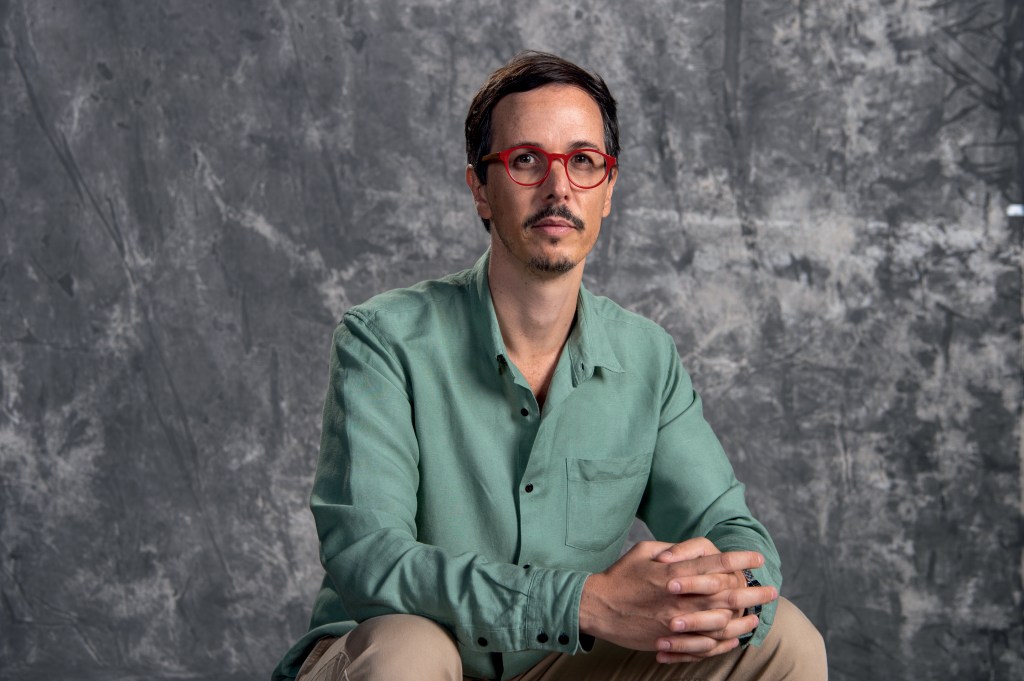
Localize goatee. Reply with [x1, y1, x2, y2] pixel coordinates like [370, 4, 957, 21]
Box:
[521, 205, 585, 273]
[527, 255, 576, 273]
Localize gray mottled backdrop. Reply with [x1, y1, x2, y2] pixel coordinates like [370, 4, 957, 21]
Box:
[2, 0, 1021, 679]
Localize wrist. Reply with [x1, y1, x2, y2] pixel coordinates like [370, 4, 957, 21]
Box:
[737, 569, 762, 645]
[732, 570, 747, 618]
[578, 572, 602, 636]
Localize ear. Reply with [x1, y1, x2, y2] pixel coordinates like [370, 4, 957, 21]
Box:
[601, 166, 618, 218]
[466, 165, 492, 220]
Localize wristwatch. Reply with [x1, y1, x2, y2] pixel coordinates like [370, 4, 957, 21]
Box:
[737, 569, 762, 646]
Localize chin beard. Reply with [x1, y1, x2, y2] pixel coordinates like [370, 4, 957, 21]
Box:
[527, 255, 577, 274]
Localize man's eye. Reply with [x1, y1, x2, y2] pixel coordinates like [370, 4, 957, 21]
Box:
[513, 153, 539, 165]
[571, 153, 597, 167]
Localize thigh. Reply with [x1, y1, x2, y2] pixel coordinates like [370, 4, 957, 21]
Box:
[511, 641, 705, 681]
[296, 614, 463, 681]
[513, 597, 826, 681]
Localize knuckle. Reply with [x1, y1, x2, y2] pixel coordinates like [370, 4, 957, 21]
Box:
[682, 636, 715, 654]
[670, 635, 714, 655]
[719, 553, 739, 571]
[632, 541, 655, 556]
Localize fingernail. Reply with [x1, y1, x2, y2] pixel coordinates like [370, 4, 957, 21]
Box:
[657, 551, 671, 561]
[673, 619, 687, 632]
[658, 640, 671, 651]
[668, 581, 681, 594]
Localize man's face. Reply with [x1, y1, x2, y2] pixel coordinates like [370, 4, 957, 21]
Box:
[467, 84, 617, 276]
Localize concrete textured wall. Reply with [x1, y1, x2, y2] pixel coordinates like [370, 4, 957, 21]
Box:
[2, 0, 1021, 679]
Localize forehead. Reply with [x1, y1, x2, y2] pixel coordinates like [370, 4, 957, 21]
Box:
[489, 84, 606, 150]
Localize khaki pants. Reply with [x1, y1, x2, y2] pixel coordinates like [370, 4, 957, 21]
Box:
[295, 598, 827, 681]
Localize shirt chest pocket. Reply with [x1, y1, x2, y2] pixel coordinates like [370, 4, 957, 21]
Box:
[564, 453, 651, 552]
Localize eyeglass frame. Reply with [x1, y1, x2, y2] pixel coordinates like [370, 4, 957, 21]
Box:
[479, 145, 617, 190]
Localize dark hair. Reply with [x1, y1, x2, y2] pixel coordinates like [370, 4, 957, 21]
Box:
[465, 51, 619, 231]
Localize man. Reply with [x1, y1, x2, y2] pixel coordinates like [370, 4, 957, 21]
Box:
[273, 51, 827, 681]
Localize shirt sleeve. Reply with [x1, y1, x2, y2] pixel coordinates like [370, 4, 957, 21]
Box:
[636, 333, 782, 647]
[309, 314, 590, 657]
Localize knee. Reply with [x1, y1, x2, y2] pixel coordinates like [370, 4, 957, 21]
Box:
[764, 598, 827, 677]
[346, 614, 461, 680]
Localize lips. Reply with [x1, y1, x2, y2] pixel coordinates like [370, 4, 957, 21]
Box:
[531, 218, 578, 233]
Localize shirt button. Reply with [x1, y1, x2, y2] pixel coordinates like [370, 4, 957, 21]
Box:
[477, 637, 488, 647]
[520, 407, 529, 416]
[524, 483, 534, 493]
[536, 632, 549, 644]
[558, 633, 570, 645]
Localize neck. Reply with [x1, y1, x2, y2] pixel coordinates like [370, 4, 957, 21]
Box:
[487, 241, 582, 364]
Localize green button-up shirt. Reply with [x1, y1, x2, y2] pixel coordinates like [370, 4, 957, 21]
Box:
[273, 251, 780, 681]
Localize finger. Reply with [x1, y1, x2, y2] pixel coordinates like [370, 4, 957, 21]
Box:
[667, 550, 764, 579]
[666, 572, 741, 595]
[696, 585, 777, 614]
[656, 638, 739, 664]
[656, 632, 720, 656]
[667, 583, 777, 619]
[666, 557, 764, 595]
[656, 633, 740, 659]
[719, 585, 777, 613]
[633, 540, 680, 560]
[697, 613, 761, 641]
[669, 608, 734, 634]
[655, 537, 718, 563]
[721, 613, 761, 640]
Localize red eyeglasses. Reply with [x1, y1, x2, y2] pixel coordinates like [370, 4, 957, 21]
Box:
[480, 145, 617, 189]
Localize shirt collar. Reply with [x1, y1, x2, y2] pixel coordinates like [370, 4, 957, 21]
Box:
[572, 284, 624, 378]
[469, 250, 509, 372]
[469, 249, 624, 378]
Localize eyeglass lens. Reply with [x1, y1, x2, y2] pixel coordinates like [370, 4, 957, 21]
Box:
[507, 148, 609, 188]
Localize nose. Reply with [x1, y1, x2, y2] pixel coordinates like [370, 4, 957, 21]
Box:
[541, 156, 572, 202]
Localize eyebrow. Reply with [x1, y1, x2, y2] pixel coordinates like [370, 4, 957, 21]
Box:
[511, 140, 605, 152]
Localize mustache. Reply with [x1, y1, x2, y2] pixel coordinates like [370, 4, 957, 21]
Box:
[522, 205, 585, 231]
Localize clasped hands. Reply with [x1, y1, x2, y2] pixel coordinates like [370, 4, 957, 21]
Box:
[578, 537, 777, 664]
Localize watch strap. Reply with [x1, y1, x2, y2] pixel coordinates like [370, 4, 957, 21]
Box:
[737, 569, 762, 645]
